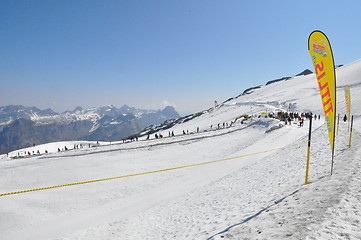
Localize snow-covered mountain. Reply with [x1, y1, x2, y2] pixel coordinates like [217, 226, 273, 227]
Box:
[0, 104, 180, 126]
[0, 105, 180, 154]
[0, 105, 58, 127]
[1, 59, 360, 240]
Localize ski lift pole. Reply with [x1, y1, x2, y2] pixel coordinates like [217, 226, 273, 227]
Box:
[348, 115, 354, 148]
[305, 116, 312, 185]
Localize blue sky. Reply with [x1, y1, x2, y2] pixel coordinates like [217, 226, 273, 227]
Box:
[1, 0, 361, 115]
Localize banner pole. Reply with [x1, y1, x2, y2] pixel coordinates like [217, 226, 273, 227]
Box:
[344, 85, 351, 132]
[331, 114, 336, 175]
[330, 151, 335, 175]
[336, 114, 340, 135]
[308, 30, 336, 177]
[305, 116, 313, 184]
[348, 115, 354, 148]
[332, 113, 338, 175]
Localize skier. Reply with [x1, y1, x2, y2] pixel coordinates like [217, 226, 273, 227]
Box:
[343, 114, 347, 122]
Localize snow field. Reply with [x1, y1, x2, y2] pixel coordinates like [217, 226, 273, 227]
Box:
[0, 59, 360, 239]
[0, 117, 315, 240]
[210, 118, 360, 240]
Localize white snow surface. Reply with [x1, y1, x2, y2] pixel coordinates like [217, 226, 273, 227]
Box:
[1, 59, 361, 239]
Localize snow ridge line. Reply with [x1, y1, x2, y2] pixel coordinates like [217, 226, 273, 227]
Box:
[40, 118, 315, 160]
[40, 121, 258, 160]
[0, 142, 304, 198]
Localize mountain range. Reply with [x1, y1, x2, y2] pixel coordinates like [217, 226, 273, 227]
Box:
[0, 105, 180, 154]
[0, 68, 314, 154]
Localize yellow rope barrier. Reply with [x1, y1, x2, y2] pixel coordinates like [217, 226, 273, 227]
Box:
[2, 113, 337, 199]
[1, 136, 314, 197]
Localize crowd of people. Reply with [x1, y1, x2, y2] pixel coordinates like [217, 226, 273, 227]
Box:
[274, 111, 322, 127]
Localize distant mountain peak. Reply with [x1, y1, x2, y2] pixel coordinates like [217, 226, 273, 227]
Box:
[295, 69, 313, 76]
[119, 104, 131, 111]
[163, 105, 175, 110]
[161, 106, 179, 116]
[74, 106, 83, 112]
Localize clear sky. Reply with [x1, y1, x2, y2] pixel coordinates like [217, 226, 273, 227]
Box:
[1, 0, 361, 115]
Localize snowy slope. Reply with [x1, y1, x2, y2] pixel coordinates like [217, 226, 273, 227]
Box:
[155, 59, 361, 138]
[0, 59, 360, 240]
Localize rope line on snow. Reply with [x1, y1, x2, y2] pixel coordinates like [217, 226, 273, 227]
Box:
[0, 138, 312, 197]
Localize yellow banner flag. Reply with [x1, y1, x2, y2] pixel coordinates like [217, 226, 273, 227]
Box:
[308, 31, 336, 154]
[344, 85, 351, 122]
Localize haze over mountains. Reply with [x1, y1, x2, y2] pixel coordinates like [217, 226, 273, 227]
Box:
[0, 105, 180, 154]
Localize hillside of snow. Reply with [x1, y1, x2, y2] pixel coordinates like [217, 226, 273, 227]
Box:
[0, 59, 360, 240]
